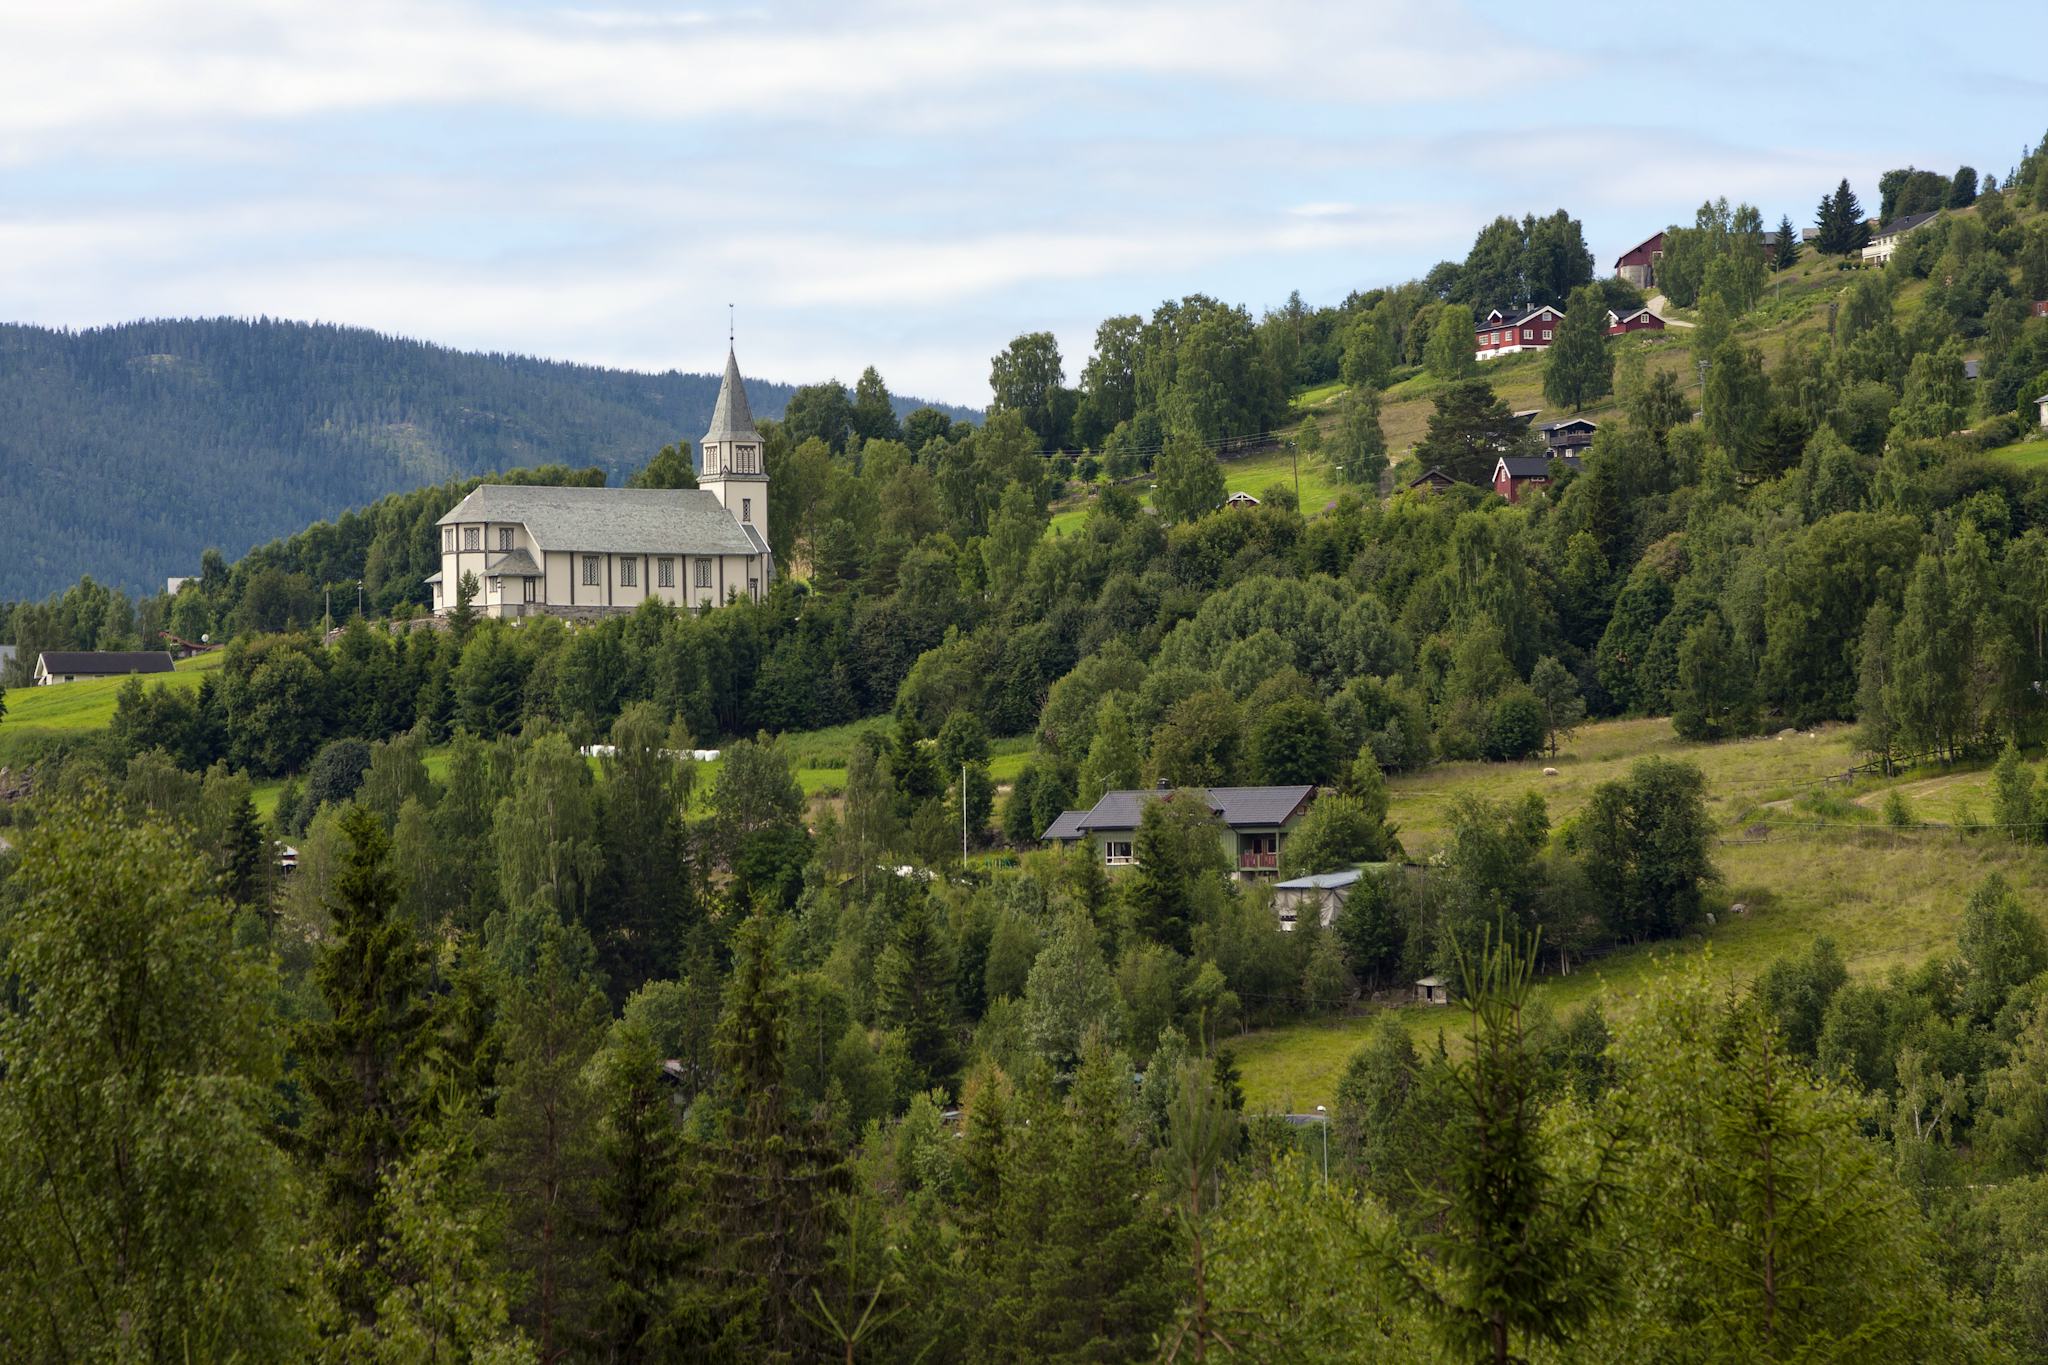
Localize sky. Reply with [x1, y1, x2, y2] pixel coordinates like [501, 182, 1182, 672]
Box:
[2, 0, 2044, 409]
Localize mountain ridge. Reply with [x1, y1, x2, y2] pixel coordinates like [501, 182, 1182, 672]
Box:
[0, 316, 979, 597]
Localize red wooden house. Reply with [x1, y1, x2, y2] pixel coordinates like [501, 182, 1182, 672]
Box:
[1606, 307, 1665, 336]
[1493, 455, 1582, 504]
[1474, 305, 1564, 361]
[1614, 233, 1664, 287]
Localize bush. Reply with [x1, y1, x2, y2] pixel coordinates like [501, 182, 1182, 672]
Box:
[1482, 687, 1546, 762]
[304, 737, 372, 814]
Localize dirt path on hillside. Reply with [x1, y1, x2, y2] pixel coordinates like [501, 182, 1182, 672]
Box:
[1647, 295, 1697, 328]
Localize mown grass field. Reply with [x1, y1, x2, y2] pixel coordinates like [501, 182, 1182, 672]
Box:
[1232, 716, 2048, 1113]
[0, 652, 224, 767]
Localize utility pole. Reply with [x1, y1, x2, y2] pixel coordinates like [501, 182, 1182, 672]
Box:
[1315, 1104, 1328, 1185]
[961, 762, 969, 861]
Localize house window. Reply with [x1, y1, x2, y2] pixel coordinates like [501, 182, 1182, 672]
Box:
[1105, 840, 1135, 866]
[1522, 328, 1534, 340]
[523, 577, 536, 603]
[464, 527, 480, 551]
[1542, 329, 1553, 340]
[658, 557, 675, 588]
[583, 555, 601, 586]
[498, 527, 513, 551]
[694, 558, 712, 589]
[741, 497, 752, 523]
[620, 557, 637, 588]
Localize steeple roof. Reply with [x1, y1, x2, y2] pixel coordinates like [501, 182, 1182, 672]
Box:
[702, 348, 760, 446]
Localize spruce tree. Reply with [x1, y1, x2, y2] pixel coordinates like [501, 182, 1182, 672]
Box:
[1383, 925, 1620, 1365]
[299, 803, 433, 1329]
[876, 896, 963, 1095]
[1773, 213, 1801, 270]
[689, 910, 848, 1361]
[488, 916, 611, 1356]
[597, 702, 695, 999]
[591, 1020, 693, 1360]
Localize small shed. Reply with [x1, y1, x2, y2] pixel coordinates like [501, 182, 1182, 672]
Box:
[1270, 867, 1362, 931]
[1414, 976, 1451, 1006]
[1407, 467, 1460, 495]
[2036, 393, 2048, 430]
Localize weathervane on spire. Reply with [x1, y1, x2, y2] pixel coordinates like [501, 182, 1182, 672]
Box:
[728, 303, 734, 349]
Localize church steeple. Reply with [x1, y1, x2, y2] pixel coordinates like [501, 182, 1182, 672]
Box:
[698, 343, 769, 582]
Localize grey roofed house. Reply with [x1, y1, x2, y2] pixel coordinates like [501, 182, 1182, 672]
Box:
[34, 650, 176, 685]
[1271, 867, 1365, 931]
[436, 484, 757, 557]
[1273, 868, 1364, 891]
[1040, 809, 1089, 843]
[1874, 209, 1941, 240]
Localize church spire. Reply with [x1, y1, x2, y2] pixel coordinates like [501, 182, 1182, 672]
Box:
[702, 346, 760, 448]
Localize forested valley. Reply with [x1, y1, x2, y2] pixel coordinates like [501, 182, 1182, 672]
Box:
[8, 139, 2048, 1361]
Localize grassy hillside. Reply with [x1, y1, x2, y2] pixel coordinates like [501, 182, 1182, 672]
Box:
[0, 652, 222, 766]
[1232, 715, 2044, 1112]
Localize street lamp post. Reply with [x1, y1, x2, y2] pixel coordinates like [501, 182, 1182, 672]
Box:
[1315, 1104, 1328, 1185]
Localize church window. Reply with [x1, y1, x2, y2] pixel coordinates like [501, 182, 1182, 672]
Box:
[749, 576, 760, 599]
[443, 528, 454, 552]
[620, 557, 637, 588]
[583, 555, 601, 586]
[658, 557, 675, 588]
[742, 497, 752, 523]
[464, 527, 480, 551]
[735, 444, 758, 473]
[498, 527, 513, 551]
[694, 558, 712, 589]
[523, 577, 536, 603]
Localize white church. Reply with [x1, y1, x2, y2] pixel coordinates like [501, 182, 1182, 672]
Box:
[428, 348, 773, 619]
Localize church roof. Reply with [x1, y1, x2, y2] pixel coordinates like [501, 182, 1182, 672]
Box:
[702, 348, 761, 446]
[438, 484, 757, 556]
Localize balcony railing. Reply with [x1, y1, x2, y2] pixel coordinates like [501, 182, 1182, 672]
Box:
[1238, 852, 1277, 871]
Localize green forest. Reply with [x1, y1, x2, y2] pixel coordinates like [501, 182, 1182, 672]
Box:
[8, 136, 2048, 1362]
[0, 318, 975, 599]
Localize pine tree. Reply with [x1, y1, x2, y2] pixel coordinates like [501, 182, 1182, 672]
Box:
[688, 910, 848, 1361]
[876, 896, 963, 1095]
[591, 1020, 693, 1360]
[1773, 213, 1801, 270]
[1383, 925, 1620, 1365]
[488, 916, 611, 1356]
[1542, 284, 1614, 412]
[299, 804, 433, 1328]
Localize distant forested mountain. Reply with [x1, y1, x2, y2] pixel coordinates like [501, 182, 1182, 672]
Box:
[0, 318, 976, 597]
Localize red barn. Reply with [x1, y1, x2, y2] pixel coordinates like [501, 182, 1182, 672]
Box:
[1493, 455, 1581, 504]
[1614, 232, 1664, 287]
[1606, 307, 1665, 336]
[1474, 305, 1564, 361]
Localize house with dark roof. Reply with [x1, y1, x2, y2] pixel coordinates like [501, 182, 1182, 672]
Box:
[1493, 455, 1582, 504]
[1863, 210, 1941, 266]
[1474, 305, 1564, 362]
[33, 651, 175, 686]
[1606, 307, 1665, 337]
[430, 345, 773, 619]
[1406, 467, 1461, 494]
[1537, 418, 1598, 456]
[1039, 782, 1318, 879]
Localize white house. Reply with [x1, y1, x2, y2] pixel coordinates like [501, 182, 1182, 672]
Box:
[429, 347, 774, 619]
[2035, 392, 2048, 430]
[1862, 210, 1940, 266]
[32, 651, 175, 686]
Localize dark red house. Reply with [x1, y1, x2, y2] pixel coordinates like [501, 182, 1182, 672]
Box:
[1474, 305, 1564, 361]
[1614, 233, 1664, 287]
[1493, 455, 1581, 504]
[1606, 307, 1665, 336]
